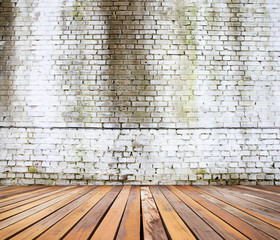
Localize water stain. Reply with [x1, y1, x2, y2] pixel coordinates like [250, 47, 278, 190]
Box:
[0, 0, 16, 125]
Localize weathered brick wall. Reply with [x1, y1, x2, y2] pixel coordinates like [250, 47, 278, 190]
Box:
[0, 0, 280, 184]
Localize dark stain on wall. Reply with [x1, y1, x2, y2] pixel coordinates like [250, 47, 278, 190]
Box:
[0, 0, 16, 124]
[100, 0, 153, 128]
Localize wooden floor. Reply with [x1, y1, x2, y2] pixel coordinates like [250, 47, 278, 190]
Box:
[0, 185, 279, 240]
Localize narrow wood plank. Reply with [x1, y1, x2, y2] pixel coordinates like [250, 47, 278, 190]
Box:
[0, 186, 44, 200]
[0, 186, 91, 238]
[250, 185, 280, 193]
[182, 186, 274, 240]
[160, 186, 223, 240]
[150, 186, 196, 240]
[0, 186, 71, 214]
[10, 187, 106, 240]
[90, 186, 131, 240]
[116, 186, 141, 240]
[37, 186, 112, 240]
[0, 186, 77, 221]
[0, 186, 29, 195]
[199, 186, 280, 223]
[0, 186, 60, 205]
[168, 186, 248, 240]
[0, 186, 61, 209]
[235, 186, 280, 203]
[64, 186, 122, 240]
[141, 186, 168, 240]
[224, 186, 280, 211]
[192, 187, 280, 239]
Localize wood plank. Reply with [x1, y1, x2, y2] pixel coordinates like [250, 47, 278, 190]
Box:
[168, 186, 248, 240]
[0, 186, 59, 205]
[0, 186, 27, 194]
[235, 186, 280, 202]
[182, 186, 274, 240]
[0, 186, 44, 200]
[90, 186, 131, 240]
[141, 186, 168, 240]
[192, 187, 280, 239]
[0, 186, 61, 208]
[0, 186, 92, 238]
[37, 186, 112, 240]
[116, 186, 141, 240]
[10, 187, 106, 240]
[250, 185, 280, 193]
[197, 186, 280, 221]
[159, 186, 223, 240]
[0, 186, 76, 221]
[150, 186, 196, 240]
[64, 186, 122, 240]
[0, 186, 69, 213]
[196, 186, 280, 229]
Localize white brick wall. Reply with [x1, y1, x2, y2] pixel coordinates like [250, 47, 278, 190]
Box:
[0, 0, 280, 184]
[0, 128, 279, 185]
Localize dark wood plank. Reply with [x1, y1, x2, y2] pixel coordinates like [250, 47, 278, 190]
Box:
[160, 186, 223, 240]
[64, 186, 122, 240]
[37, 186, 112, 240]
[150, 186, 196, 240]
[0, 186, 91, 238]
[141, 186, 168, 240]
[168, 186, 248, 240]
[192, 186, 280, 239]
[116, 186, 141, 240]
[197, 186, 280, 229]
[90, 186, 131, 240]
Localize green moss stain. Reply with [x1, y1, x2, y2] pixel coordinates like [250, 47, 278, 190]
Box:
[28, 167, 37, 173]
[173, 1, 199, 126]
[196, 169, 207, 174]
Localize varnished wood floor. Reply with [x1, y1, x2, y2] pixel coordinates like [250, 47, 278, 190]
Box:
[0, 185, 279, 239]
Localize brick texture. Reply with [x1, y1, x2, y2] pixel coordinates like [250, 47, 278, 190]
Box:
[0, 0, 280, 184]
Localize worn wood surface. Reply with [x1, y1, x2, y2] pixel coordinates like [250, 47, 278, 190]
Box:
[0, 185, 279, 240]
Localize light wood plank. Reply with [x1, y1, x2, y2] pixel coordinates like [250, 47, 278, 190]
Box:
[169, 186, 248, 240]
[37, 186, 112, 240]
[90, 186, 131, 240]
[0, 186, 91, 239]
[10, 187, 104, 240]
[0, 187, 75, 219]
[141, 186, 168, 240]
[192, 186, 280, 239]
[64, 186, 122, 240]
[0, 186, 60, 209]
[182, 186, 273, 240]
[198, 186, 280, 227]
[160, 186, 223, 240]
[150, 186, 196, 240]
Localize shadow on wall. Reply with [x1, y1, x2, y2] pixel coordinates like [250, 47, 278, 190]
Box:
[99, 0, 154, 128]
[0, 0, 16, 125]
